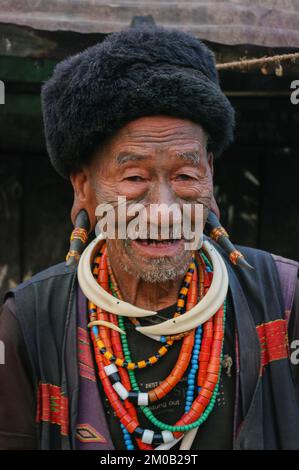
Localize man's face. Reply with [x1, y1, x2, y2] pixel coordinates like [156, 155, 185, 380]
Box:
[87, 116, 214, 282]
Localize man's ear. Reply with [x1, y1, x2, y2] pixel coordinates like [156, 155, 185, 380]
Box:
[207, 151, 214, 177]
[70, 167, 97, 229]
[206, 152, 220, 219]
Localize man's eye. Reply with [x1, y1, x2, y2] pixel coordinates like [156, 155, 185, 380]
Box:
[125, 176, 145, 182]
[175, 174, 194, 181]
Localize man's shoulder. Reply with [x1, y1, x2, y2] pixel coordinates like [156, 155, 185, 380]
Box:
[3, 261, 77, 336]
[19, 261, 76, 287]
[235, 244, 298, 269]
[232, 244, 298, 313]
[5, 262, 77, 300]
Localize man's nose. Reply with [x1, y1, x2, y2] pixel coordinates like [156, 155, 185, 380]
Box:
[147, 181, 175, 206]
[145, 182, 182, 230]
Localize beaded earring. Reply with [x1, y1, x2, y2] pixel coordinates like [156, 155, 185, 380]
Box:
[204, 211, 254, 270]
[66, 209, 90, 267]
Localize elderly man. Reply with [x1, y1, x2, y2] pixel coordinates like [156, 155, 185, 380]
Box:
[0, 26, 299, 451]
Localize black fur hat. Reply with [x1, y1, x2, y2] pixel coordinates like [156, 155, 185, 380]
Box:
[42, 25, 235, 179]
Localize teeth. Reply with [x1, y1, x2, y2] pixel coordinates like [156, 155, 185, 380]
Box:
[137, 239, 179, 246]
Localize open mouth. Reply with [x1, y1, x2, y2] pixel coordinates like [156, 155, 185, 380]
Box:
[130, 238, 184, 257]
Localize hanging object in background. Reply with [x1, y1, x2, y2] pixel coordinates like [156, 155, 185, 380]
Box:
[275, 63, 284, 77]
[216, 52, 299, 73]
[66, 209, 90, 267]
[204, 211, 254, 270]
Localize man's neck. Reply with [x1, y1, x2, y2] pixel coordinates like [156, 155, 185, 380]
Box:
[108, 260, 185, 312]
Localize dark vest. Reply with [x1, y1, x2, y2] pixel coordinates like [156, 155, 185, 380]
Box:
[5, 243, 299, 449]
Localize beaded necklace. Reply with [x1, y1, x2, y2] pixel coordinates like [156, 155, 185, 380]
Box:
[91, 248, 196, 370]
[88, 242, 226, 450]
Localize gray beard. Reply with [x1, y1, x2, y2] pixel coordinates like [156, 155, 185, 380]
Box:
[114, 242, 192, 283]
[118, 258, 190, 283]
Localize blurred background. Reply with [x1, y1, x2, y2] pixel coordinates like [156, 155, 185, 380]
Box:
[0, 0, 299, 299]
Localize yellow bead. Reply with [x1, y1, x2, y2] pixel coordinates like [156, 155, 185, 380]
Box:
[105, 351, 113, 360]
[158, 346, 168, 355]
[149, 356, 158, 364]
[180, 287, 188, 295]
[137, 360, 147, 369]
[127, 363, 135, 370]
[177, 299, 184, 307]
[115, 358, 124, 367]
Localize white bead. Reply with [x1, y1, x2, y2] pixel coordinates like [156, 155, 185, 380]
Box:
[161, 430, 175, 443]
[104, 364, 118, 376]
[142, 429, 154, 444]
[112, 382, 129, 400]
[137, 393, 148, 406]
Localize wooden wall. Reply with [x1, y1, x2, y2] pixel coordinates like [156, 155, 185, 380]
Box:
[0, 155, 73, 300]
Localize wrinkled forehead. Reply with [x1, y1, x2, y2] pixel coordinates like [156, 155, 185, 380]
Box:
[101, 116, 209, 160]
[116, 116, 207, 143]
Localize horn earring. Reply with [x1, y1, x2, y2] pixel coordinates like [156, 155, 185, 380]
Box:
[204, 211, 254, 270]
[66, 209, 90, 267]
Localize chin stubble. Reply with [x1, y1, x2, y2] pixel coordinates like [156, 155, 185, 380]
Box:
[113, 240, 193, 283]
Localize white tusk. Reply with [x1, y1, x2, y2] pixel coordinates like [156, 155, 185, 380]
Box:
[78, 237, 228, 337]
[155, 435, 184, 450]
[136, 241, 228, 337]
[179, 427, 198, 450]
[88, 320, 126, 335]
[78, 234, 157, 318]
[137, 332, 162, 342]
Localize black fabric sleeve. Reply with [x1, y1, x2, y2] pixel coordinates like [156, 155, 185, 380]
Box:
[0, 297, 37, 450]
